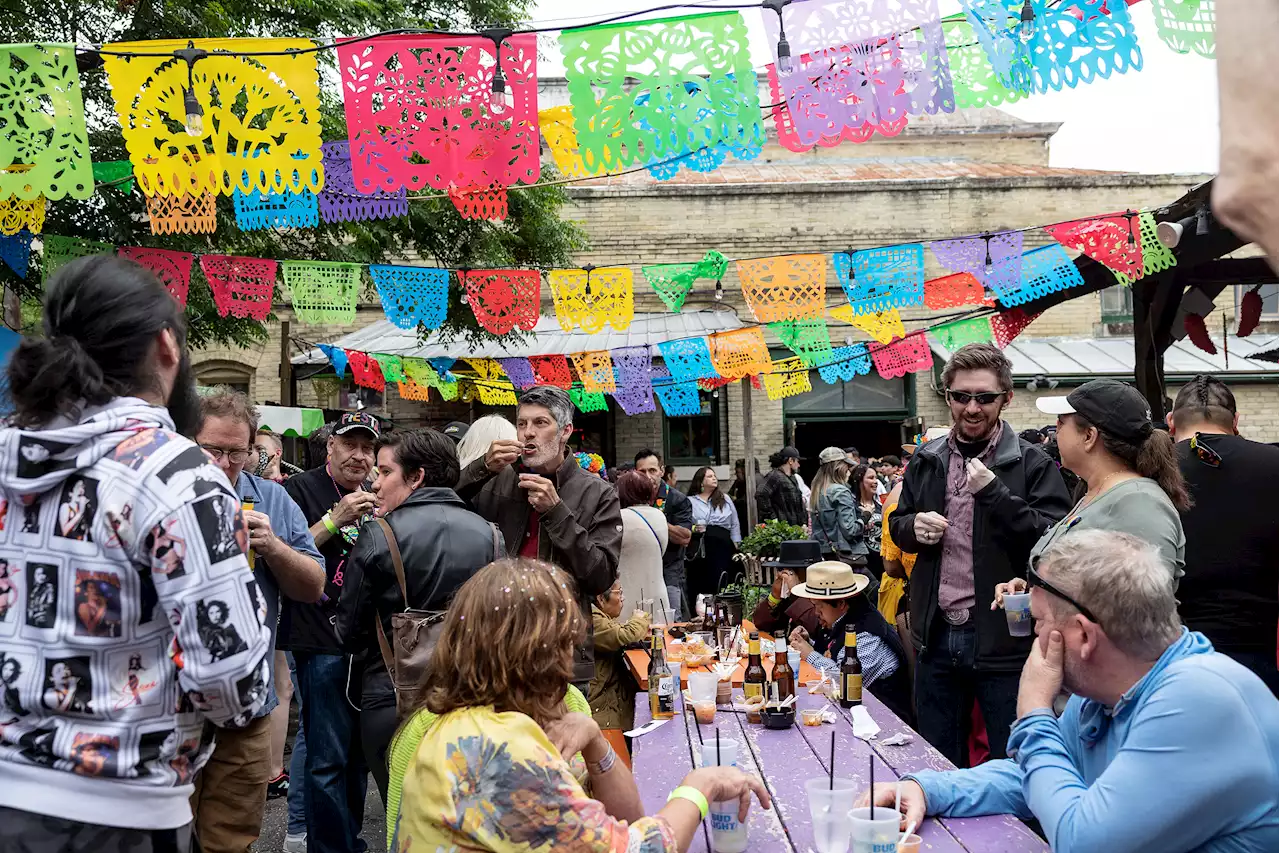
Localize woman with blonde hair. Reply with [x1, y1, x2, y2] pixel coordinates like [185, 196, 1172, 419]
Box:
[809, 447, 871, 572]
[454, 414, 517, 469]
[385, 558, 769, 853]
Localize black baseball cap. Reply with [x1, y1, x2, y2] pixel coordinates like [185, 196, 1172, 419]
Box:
[1036, 379, 1153, 442]
[334, 411, 381, 438]
[441, 421, 469, 443]
[780, 446, 804, 461]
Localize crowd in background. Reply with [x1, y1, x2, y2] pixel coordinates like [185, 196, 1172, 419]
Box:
[0, 258, 1274, 853]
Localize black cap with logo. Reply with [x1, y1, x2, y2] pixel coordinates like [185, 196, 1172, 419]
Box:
[779, 446, 804, 461]
[334, 411, 381, 439]
[1036, 379, 1153, 442]
[441, 421, 469, 443]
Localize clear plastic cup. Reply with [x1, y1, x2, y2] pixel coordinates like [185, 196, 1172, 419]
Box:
[788, 649, 802, 673]
[1004, 592, 1033, 637]
[700, 737, 739, 769]
[806, 778, 857, 853]
[704, 744, 747, 853]
[669, 661, 682, 688]
[693, 700, 717, 724]
[849, 806, 901, 853]
[688, 671, 719, 704]
[897, 834, 922, 852]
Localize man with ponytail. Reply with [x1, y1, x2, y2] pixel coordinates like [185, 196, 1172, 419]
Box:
[0, 256, 271, 851]
[1168, 375, 1279, 694]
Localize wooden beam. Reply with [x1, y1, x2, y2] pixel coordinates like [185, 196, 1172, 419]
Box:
[741, 378, 758, 532]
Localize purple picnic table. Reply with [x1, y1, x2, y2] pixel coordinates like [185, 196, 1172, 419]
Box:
[631, 688, 1047, 852]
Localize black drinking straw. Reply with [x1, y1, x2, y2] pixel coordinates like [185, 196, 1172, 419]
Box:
[869, 754, 875, 818]
[694, 712, 704, 744]
[829, 731, 835, 790]
[716, 729, 721, 767]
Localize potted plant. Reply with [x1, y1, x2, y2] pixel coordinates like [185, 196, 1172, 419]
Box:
[734, 519, 807, 586]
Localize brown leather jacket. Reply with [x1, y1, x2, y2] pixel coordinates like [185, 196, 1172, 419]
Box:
[458, 452, 622, 685]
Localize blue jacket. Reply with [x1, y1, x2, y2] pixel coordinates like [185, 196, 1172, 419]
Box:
[908, 630, 1278, 852]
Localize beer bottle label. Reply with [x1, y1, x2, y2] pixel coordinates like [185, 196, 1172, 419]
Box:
[743, 682, 763, 700]
[843, 673, 863, 703]
[656, 675, 674, 712]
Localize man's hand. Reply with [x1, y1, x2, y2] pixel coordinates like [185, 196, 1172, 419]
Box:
[1017, 629, 1064, 719]
[991, 577, 1029, 610]
[330, 490, 377, 527]
[789, 625, 810, 646]
[244, 510, 282, 557]
[857, 780, 926, 832]
[770, 569, 799, 600]
[966, 458, 996, 493]
[912, 511, 948, 546]
[543, 712, 606, 763]
[519, 474, 561, 513]
[485, 439, 522, 473]
[790, 635, 815, 658]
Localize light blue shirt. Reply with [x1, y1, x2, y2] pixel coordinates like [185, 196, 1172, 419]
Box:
[236, 472, 323, 717]
[689, 494, 742, 543]
[907, 630, 1279, 853]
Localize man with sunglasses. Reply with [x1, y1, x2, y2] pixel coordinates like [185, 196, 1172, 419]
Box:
[861, 529, 1279, 852]
[1168, 375, 1279, 694]
[888, 343, 1071, 767]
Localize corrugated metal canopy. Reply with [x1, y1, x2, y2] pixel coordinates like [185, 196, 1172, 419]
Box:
[292, 310, 745, 365]
[928, 333, 1280, 377]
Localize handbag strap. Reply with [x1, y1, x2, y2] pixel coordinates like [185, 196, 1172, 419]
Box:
[374, 517, 406, 683]
[627, 507, 663, 548]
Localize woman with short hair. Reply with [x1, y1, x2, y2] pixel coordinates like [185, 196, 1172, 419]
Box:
[386, 559, 770, 852]
[616, 469, 671, 617]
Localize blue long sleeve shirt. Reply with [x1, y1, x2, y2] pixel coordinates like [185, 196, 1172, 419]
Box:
[907, 630, 1278, 853]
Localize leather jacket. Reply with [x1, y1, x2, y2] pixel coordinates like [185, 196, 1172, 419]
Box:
[335, 487, 503, 706]
[457, 452, 622, 686]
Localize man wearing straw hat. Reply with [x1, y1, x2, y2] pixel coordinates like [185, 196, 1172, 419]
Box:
[787, 561, 912, 723]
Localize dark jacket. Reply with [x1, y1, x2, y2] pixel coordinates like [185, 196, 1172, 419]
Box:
[757, 468, 806, 526]
[888, 425, 1071, 671]
[457, 453, 621, 685]
[334, 487, 503, 707]
[827, 600, 913, 724]
[656, 483, 693, 589]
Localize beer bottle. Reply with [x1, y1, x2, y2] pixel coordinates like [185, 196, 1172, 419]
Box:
[771, 630, 795, 702]
[648, 628, 675, 720]
[840, 626, 862, 708]
[743, 632, 766, 724]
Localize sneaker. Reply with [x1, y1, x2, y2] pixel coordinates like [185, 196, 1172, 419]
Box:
[283, 833, 306, 853]
[267, 772, 289, 799]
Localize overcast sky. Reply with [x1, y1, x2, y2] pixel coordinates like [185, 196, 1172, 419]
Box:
[527, 0, 1219, 176]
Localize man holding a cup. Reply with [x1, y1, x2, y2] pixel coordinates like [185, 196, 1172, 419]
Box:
[860, 530, 1279, 852]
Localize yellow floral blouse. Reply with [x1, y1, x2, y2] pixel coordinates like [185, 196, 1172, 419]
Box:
[878, 498, 916, 623]
[390, 703, 678, 853]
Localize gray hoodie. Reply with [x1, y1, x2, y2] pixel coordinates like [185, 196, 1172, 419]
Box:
[0, 397, 271, 830]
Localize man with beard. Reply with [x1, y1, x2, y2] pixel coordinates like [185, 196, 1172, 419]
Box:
[458, 385, 621, 692]
[888, 343, 1070, 766]
[0, 255, 270, 850]
[861, 531, 1279, 852]
[281, 411, 379, 853]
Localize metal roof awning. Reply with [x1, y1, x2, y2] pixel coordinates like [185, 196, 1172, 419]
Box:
[292, 310, 746, 366]
[927, 333, 1280, 379]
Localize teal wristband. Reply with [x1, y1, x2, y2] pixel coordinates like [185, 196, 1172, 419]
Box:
[322, 513, 339, 535]
[667, 785, 709, 819]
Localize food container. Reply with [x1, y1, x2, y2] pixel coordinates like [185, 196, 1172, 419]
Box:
[666, 641, 686, 662]
[801, 708, 824, 727]
[761, 706, 796, 729]
[692, 700, 717, 724]
[716, 679, 733, 705]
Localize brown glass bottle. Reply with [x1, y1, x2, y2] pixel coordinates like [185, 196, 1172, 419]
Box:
[743, 632, 766, 723]
[840, 626, 863, 708]
[771, 630, 795, 702]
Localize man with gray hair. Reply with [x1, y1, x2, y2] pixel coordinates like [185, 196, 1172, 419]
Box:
[861, 529, 1279, 852]
[458, 385, 621, 690]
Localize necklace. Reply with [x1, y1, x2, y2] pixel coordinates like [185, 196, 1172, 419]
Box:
[1083, 471, 1126, 503]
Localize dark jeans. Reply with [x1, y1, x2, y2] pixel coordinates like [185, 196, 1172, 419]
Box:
[1223, 649, 1279, 696]
[0, 806, 197, 853]
[360, 697, 397, 805]
[295, 652, 368, 853]
[286, 652, 307, 837]
[914, 618, 1020, 768]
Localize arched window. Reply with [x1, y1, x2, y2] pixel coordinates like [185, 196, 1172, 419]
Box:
[195, 360, 254, 396]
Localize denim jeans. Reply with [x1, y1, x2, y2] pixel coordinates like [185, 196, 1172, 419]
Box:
[665, 584, 686, 621]
[294, 652, 368, 853]
[914, 617, 1020, 768]
[286, 652, 307, 837]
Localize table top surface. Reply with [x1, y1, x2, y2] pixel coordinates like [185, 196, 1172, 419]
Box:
[627, 654, 1049, 852]
[625, 621, 823, 689]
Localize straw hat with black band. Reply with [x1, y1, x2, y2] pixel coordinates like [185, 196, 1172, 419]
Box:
[788, 561, 871, 600]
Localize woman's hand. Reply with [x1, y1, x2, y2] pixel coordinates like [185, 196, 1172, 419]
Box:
[991, 577, 1029, 610]
[544, 712, 607, 763]
[856, 780, 926, 832]
[684, 766, 772, 821]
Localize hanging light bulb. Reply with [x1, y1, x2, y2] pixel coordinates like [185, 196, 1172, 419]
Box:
[982, 234, 995, 277]
[712, 388, 720, 399]
[1018, 0, 1036, 44]
[1195, 204, 1211, 236]
[174, 43, 208, 138]
[1125, 211, 1137, 246]
[714, 279, 724, 301]
[764, 0, 794, 74]
[845, 335, 854, 347]
[583, 263, 595, 298]
[482, 28, 513, 107]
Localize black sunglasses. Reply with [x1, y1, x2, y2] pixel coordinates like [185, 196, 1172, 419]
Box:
[946, 389, 1005, 406]
[1190, 433, 1221, 468]
[1028, 563, 1101, 626]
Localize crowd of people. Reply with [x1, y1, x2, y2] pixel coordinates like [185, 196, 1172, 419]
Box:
[0, 258, 1275, 853]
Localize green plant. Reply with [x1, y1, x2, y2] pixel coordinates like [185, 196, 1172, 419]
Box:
[735, 519, 807, 559]
[719, 577, 768, 616]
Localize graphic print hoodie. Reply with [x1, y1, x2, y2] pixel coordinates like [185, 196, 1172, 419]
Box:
[0, 397, 271, 830]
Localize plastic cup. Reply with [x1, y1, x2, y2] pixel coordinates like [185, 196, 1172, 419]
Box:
[669, 661, 682, 688]
[897, 835, 922, 852]
[801, 708, 824, 727]
[806, 778, 857, 853]
[700, 736, 739, 769]
[788, 649, 802, 673]
[688, 671, 719, 704]
[693, 700, 717, 724]
[849, 806, 901, 853]
[704, 738, 746, 853]
[1004, 592, 1033, 637]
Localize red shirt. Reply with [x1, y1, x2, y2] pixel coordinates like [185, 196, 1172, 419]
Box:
[519, 511, 541, 558]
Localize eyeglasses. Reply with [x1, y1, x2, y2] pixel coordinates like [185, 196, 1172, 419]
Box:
[200, 445, 252, 464]
[1028, 563, 1101, 626]
[1190, 433, 1221, 468]
[946, 390, 1005, 406]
